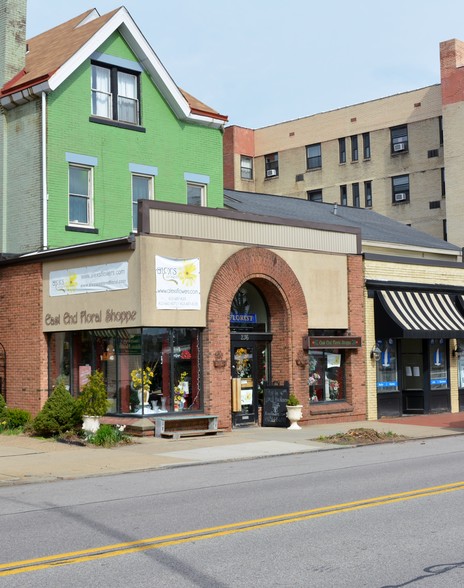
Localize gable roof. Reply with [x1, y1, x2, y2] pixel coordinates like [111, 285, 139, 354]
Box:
[0, 7, 227, 127]
[224, 189, 462, 256]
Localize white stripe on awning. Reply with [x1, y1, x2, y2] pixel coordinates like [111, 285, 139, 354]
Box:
[377, 290, 464, 335]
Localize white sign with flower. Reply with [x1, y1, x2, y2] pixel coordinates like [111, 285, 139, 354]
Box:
[155, 256, 201, 310]
[50, 262, 129, 296]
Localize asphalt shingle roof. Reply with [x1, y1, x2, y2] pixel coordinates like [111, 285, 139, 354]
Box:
[224, 189, 461, 252]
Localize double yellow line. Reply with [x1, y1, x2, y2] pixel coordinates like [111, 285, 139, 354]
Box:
[2, 480, 464, 576]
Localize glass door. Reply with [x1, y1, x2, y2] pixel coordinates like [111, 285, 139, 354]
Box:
[231, 341, 258, 426]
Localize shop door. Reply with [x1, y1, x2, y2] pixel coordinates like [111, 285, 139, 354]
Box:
[231, 340, 262, 427]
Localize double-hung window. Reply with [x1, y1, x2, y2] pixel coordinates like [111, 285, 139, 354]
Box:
[187, 182, 207, 206]
[69, 165, 93, 226]
[362, 132, 371, 159]
[352, 182, 360, 207]
[132, 174, 154, 231]
[91, 63, 140, 125]
[340, 185, 347, 206]
[240, 156, 253, 180]
[392, 175, 410, 203]
[351, 136, 358, 162]
[364, 181, 372, 207]
[339, 138, 346, 164]
[306, 143, 322, 169]
[265, 153, 279, 178]
[391, 125, 408, 153]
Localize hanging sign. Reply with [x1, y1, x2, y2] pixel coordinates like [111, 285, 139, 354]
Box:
[50, 262, 128, 296]
[155, 256, 200, 310]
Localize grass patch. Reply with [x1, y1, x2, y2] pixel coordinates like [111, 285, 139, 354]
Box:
[316, 427, 408, 445]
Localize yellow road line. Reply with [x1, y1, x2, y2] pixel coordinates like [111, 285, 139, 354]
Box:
[2, 480, 464, 576]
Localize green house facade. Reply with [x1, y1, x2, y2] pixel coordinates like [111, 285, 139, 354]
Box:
[0, 4, 227, 254]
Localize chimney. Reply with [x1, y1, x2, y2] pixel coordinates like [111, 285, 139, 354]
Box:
[0, 0, 27, 88]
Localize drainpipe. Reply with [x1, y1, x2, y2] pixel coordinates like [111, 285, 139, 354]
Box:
[41, 91, 48, 249]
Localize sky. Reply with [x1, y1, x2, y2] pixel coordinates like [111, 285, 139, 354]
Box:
[25, 0, 464, 129]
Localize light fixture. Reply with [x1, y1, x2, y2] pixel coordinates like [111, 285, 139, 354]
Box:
[370, 344, 381, 362]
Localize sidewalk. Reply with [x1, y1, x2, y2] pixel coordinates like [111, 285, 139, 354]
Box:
[1, 413, 464, 487]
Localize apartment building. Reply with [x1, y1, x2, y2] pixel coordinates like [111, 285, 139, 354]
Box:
[224, 39, 464, 247]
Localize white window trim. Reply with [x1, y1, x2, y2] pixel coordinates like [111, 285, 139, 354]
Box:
[187, 181, 207, 207]
[131, 173, 154, 231]
[68, 164, 94, 227]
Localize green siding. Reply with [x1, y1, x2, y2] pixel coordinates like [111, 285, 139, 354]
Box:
[46, 32, 224, 248]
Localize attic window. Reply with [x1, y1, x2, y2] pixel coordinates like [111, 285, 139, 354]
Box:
[91, 63, 140, 126]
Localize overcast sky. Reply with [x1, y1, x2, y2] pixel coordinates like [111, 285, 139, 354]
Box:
[26, 0, 464, 128]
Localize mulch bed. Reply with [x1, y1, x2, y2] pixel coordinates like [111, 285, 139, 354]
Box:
[317, 427, 409, 445]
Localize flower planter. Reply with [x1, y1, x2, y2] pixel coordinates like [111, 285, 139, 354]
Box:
[286, 404, 303, 430]
[82, 415, 100, 434]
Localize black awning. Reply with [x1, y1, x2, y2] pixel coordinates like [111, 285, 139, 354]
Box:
[375, 290, 464, 338]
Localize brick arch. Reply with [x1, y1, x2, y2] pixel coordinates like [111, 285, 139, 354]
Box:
[203, 247, 308, 429]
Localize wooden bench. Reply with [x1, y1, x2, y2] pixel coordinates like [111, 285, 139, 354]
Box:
[153, 414, 222, 439]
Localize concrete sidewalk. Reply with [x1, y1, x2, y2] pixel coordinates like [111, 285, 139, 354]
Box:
[1, 414, 464, 487]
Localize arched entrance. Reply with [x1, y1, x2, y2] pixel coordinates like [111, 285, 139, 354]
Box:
[204, 248, 308, 429]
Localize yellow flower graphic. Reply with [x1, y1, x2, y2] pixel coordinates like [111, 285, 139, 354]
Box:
[65, 273, 78, 291]
[178, 261, 197, 286]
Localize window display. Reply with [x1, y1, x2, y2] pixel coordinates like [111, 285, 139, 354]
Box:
[308, 350, 345, 402]
[375, 339, 398, 391]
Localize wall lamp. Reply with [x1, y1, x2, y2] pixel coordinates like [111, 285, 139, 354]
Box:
[453, 343, 463, 357]
[370, 344, 381, 362]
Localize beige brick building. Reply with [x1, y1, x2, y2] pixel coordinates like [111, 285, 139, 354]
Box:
[224, 38, 464, 247]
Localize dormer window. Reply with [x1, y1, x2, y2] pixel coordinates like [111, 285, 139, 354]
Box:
[91, 63, 140, 125]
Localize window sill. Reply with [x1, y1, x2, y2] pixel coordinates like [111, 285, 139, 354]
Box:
[309, 401, 353, 416]
[89, 116, 146, 133]
[306, 167, 322, 172]
[65, 225, 99, 234]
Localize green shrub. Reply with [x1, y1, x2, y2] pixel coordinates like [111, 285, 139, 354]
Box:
[3, 407, 31, 429]
[86, 424, 131, 448]
[287, 393, 301, 406]
[0, 393, 6, 418]
[76, 371, 109, 417]
[32, 380, 80, 437]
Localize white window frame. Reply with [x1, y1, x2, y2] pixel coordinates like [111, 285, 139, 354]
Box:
[187, 182, 207, 206]
[240, 155, 253, 180]
[132, 173, 154, 231]
[68, 164, 93, 227]
[91, 63, 140, 125]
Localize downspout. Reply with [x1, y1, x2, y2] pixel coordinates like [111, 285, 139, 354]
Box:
[41, 91, 48, 249]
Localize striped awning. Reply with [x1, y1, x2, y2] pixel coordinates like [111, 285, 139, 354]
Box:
[376, 290, 464, 338]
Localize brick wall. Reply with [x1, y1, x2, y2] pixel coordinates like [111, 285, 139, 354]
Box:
[0, 262, 48, 415]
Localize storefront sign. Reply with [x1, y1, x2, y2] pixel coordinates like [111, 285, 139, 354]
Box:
[377, 381, 398, 388]
[155, 256, 201, 310]
[49, 262, 128, 296]
[44, 308, 137, 327]
[306, 336, 362, 349]
[230, 313, 257, 323]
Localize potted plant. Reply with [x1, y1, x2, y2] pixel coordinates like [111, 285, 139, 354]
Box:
[286, 393, 303, 430]
[76, 370, 110, 434]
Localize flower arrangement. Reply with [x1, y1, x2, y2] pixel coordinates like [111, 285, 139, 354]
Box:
[174, 371, 188, 403]
[308, 372, 320, 387]
[235, 347, 251, 377]
[130, 366, 154, 392]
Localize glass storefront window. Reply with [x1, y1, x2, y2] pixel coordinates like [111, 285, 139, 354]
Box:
[48, 327, 202, 415]
[458, 339, 464, 389]
[429, 339, 448, 389]
[375, 339, 398, 391]
[308, 350, 345, 402]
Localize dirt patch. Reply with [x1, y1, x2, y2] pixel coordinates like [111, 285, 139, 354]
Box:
[316, 427, 409, 445]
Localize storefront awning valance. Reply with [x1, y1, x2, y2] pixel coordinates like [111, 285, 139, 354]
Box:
[375, 290, 464, 338]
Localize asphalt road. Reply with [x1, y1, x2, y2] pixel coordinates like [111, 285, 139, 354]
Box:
[1, 436, 464, 587]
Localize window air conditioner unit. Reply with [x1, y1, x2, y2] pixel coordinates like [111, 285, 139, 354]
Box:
[395, 192, 407, 202]
[266, 169, 277, 177]
[393, 143, 406, 152]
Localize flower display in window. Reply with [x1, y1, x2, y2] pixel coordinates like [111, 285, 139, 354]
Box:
[174, 371, 189, 403]
[130, 366, 153, 392]
[235, 347, 251, 377]
[329, 379, 340, 400]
